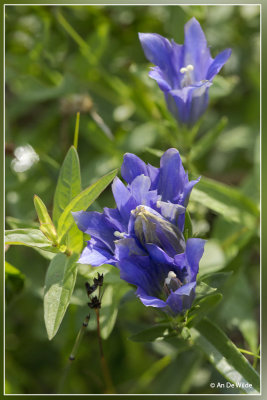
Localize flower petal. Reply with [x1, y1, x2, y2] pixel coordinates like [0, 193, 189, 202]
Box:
[166, 281, 196, 314]
[149, 67, 172, 91]
[157, 200, 185, 222]
[147, 163, 160, 189]
[79, 239, 116, 266]
[146, 243, 174, 265]
[167, 80, 211, 125]
[115, 237, 146, 260]
[139, 32, 172, 70]
[103, 207, 126, 232]
[117, 256, 152, 293]
[112, 177, 136, 221]
[158, 148, 186, 202]
[130, 174, 159, 208]
[72, 211, 115, 251]
[180, 177, 201, 206]
[185, 238, 206, 281]
[183, 17, 212, 80]
[121, 153, 148, 184]
[136, 287, 166, 308]
[206, 48, 232, 81]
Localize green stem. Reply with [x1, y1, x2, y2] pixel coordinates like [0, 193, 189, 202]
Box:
[73, 111, 80, 150]
[253, 345, 261, 369]
[57, 314, 90, 393]
[237, 347, 261, 359]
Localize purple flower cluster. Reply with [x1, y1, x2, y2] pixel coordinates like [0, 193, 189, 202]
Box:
[139, 17, 231, 126]
[73, 149, 205, 315]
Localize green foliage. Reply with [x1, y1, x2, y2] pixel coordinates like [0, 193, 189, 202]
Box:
[130, 324, 175, 343]
[53, 146, 81, 228]
[187, 293, 223, 328]
[5, 261, 25, 305]
[190, 318, 260, 394]
[44, 253, 79, 340]
[34, 195, 58, 243]
[53, 145, 83, 253]
[190, 176, 259, 226]
[5, 228, 59, 253]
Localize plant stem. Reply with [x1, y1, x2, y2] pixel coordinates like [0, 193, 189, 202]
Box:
[237, 347, 261, 359]
[73, 111, 80, 150]
[253, 345, 261, 369]
[95, 308, 115, 394]
[57, 314, 90, 393]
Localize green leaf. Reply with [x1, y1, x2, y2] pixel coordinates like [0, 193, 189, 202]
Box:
[5, 229, 58, 253]
[215, 270, 259, 354]
[34, 195, 57, 243]
[187, 293, 222, 328]
[52, 146, 83, 253]
[190, 116, 228, 161]
[5, 261, 25, 305]
[145, 350, 202, 394]
[190, 318, 260, 393]
[195, 281, 217, 300]
[100, 282, 128, 339]
[183, 210, 193, 240]
[6, 216, 39, 229]
[53, 146, 81, 228]
[130, 324, 175, 343]
[201, 271, 233, 290]
[190, 176, 259, 225]
[65, 224, 84, 254]
[44, 253, 79, 340]
[57, 168, 117, 242]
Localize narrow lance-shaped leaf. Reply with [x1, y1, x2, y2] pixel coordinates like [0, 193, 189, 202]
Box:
[34, 195, 58, 243]
[190, 317, 260, 394]
[190, 116, 228, 161]
[5, 229, 59, 253]
[57, 168, 118, 243]
[44, 252, 79, 340]
[52, 145, 83, 253]
[190, 176, 259, 226]
[187, 293, 222, 328]
[53, 146, 81, 228]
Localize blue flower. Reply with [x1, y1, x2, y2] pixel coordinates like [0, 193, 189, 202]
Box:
[139, 17, 231, 126]
[73, 148, 205, 315]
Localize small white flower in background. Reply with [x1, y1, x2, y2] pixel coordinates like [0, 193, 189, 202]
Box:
[11, 144, 39, 173]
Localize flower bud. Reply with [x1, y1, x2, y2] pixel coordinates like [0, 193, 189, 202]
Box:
[133, 206, 185, 256]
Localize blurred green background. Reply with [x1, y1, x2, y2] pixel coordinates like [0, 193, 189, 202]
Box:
[5, 5, 260, 395]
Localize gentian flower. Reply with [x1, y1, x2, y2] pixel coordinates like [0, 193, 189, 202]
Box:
[73, 148, 205, 315]
[139, 17, 231, 126]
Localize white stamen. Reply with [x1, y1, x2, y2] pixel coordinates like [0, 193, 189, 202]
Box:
[164, 271, 177, 285]
[180, 64, 195, 87]
[114, 231, 125, 238]
[186, 64, 194, 71]
[180, 64, 194, 74]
